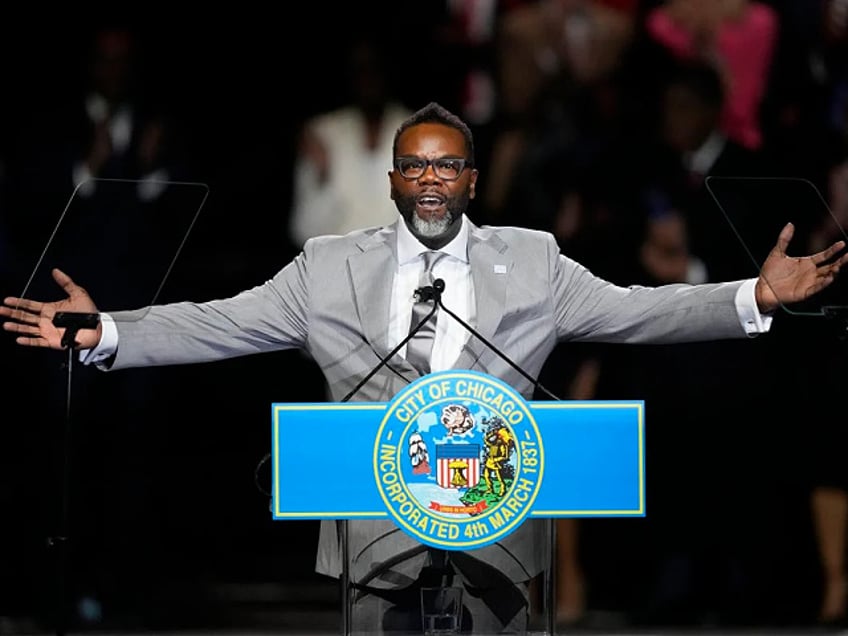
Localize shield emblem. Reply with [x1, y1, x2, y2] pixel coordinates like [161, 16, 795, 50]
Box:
[435, 443, 480, 489]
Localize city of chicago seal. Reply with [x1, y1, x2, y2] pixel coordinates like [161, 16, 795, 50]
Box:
[373, 370, 544, 550]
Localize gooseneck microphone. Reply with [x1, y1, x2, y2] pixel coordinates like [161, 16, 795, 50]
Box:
[256, 277, 563, 496]
[343, 278, 562, 402]
[413, 278, 444, 303]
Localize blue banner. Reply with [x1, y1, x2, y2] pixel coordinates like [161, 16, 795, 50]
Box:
[272, 370, 644, 550]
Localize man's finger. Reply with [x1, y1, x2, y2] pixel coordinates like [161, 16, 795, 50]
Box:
[0, 305, 41, 324]
[2, 297, 43, 313]
[775, 222, 794, 255]
[815, 240, 848, 264]
[4, 321, 41, 336]
[52, 268, 77, 294]
[15, 335, 50, 348]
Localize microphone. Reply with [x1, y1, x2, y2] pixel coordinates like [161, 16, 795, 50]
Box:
[52, 311, 101, 349]
[413, 278, 445, 303]
[350, 277, 562, 401]
[255, 278, 563, 498]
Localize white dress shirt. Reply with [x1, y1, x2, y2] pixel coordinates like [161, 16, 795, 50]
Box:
[392, 216, 476, 371]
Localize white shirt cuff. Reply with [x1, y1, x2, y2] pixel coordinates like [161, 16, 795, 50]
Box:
[78, 312, 118, 366]
[735, 278, 773, 335]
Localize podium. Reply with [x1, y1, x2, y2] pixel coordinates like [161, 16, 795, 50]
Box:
[271, 370, 645, 635]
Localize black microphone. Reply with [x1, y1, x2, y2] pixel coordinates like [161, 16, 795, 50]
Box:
[413, 278, 445, 303]
[358, 277, 562, 400]
[255, 278, 561, 498]
[52, 311, 101, 349]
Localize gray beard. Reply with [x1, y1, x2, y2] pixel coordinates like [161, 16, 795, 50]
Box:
[411, 211, 453, 237]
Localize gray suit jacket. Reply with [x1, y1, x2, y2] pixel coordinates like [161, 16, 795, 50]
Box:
[108, 218, 751, 585]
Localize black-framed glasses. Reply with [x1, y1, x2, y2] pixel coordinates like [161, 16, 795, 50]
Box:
[393, 156, 471, 181]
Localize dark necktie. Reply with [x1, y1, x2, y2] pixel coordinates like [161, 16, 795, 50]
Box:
[407, 251, 442, 374]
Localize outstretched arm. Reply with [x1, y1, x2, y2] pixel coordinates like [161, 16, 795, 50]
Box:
[755, 222, 848, 314]
[1, 268, 102, 350]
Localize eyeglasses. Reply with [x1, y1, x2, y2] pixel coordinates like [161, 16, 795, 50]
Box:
[393, 156, 471, 181]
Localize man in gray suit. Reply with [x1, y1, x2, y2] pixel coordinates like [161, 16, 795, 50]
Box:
[3, 102, 847, 634]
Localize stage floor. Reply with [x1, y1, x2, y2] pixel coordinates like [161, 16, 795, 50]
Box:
[2, 581, 845, 636]
[4, 630, 847, 636]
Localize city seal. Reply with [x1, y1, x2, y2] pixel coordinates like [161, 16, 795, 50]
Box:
[373, 370, 544, 550]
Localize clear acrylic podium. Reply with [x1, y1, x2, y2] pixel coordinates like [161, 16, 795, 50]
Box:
[272, 371, 646, 635]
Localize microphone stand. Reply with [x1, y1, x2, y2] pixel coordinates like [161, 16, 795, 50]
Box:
[49, 312, 101, 636]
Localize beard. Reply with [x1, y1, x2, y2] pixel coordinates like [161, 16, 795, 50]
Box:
[412, 210, 453, 237]
[394, 190, 470, 238]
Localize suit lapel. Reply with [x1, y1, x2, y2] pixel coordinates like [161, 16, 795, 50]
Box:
[455, 224, 511, 368]
[349, 224, 406, 364]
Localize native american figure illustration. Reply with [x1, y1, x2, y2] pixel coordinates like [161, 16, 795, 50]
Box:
[483, 424, 514, 496]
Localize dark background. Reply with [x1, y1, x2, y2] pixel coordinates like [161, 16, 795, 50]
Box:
[1, 2, 846, 633]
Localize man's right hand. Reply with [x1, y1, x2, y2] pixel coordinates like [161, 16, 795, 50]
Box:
[1, 268, 102, 350]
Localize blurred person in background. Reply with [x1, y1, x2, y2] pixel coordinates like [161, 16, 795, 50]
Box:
[288, 35, 412, 248]
[644, 0, 779, 151]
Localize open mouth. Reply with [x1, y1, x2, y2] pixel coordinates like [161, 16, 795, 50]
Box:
[416, 194, 446, 213]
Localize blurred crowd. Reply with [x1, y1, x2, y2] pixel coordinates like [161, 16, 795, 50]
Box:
[1, 1, 848, 632]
